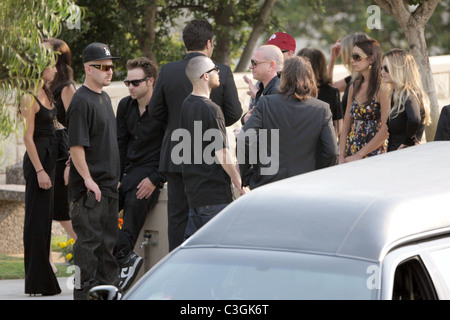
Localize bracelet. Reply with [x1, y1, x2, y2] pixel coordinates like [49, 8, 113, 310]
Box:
[36, 169, 44, 174]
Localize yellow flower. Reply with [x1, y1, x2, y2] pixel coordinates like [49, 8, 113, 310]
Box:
[59, 242, 67, 249]
[66, 253, 73, 261]
[68, 238, 75, 245]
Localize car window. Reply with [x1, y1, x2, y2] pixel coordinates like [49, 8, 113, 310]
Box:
[126, 248, 378, 300]
[427, 247, 450, 291]
[392, 256, 437, 300]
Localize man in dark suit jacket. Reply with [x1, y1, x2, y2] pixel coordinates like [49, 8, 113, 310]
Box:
[148, 19, 242, 251]
[237, 56, 338, 189]
[434, 105, 450, 141]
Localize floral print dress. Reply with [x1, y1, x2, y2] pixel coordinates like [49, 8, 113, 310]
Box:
[345, 95, 387, 158]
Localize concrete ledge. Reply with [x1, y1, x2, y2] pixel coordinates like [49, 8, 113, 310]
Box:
[133, 184, 169, 282]
[0, 184, 25, 202]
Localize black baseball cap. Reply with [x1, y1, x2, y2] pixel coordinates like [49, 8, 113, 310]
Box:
[82, 42, 121, 63]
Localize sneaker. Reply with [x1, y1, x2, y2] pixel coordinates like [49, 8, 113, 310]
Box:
[118, 252, 143, 292]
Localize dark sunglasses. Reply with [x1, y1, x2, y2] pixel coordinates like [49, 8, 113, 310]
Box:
[200, 65, 219, 79]
[351, 53, 368, 62]
[89, 64, 115, 71]
[250, 59, 273, 68]
[123, 77, 149, 87]
[381, 65, 389, 73]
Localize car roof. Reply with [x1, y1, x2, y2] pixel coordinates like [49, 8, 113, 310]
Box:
[184, 141, 450, 262]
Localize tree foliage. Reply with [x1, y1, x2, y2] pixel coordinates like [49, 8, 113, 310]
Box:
[0, 0, 78, 139]
[60, 0, 284, 82]
[274, 0, 448, 58]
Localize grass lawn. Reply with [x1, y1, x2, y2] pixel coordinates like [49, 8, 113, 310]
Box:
[0, 236, 72, 280]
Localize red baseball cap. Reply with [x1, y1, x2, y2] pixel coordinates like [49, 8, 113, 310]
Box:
[266, 32, 296, 52]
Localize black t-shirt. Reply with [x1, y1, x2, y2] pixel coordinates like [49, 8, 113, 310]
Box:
[66, 85, 120, 202]
[178, 94, 232, 208]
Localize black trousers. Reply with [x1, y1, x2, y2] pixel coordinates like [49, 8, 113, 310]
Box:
[71, 194, 119, 300]
[165, 172, 189, 251]
[114, 186, 161, 262]
[23, 139, 61, 295]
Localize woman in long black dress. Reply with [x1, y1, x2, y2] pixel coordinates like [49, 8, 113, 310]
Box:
[20, 59, 61, 296]
[44, 38, 77, 272]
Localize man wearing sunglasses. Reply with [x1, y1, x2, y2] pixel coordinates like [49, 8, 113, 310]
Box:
[179, 56, 245, 240]
[148, 19, 242, 252]
[114, 57, 165, 292]
[241, 45, 284, 124]
[67, 42, 121, 300]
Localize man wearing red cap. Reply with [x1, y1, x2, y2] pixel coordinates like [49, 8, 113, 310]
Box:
[266, 32, 296, 60]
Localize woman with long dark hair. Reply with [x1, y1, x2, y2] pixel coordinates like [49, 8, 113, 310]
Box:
[44, 38, 77, 272]
[339, 39, 390, 163]
[297, 47, 343, 138]
[20, 47, 61, 296]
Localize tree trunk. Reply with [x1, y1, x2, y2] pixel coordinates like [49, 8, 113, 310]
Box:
[234, 0, 277, 72]
[213, 3, 233, 66]
[137, 0, 158, 65]
[374, 0, 441, 141]
[402, 23, 439, 141]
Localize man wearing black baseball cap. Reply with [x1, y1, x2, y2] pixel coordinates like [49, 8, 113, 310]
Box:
[67, 42, 122, 299]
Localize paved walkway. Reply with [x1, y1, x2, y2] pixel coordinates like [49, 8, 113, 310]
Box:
[0, 277, 73, 300]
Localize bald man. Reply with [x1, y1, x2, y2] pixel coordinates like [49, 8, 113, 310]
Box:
[176, 56, 244, 239]
[242, 45, 284, 124]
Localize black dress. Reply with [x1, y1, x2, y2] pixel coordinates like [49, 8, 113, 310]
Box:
[23, 96, 61, 295]
[52, 82, 73, 221]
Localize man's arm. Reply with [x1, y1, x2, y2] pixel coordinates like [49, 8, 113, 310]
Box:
[215, 148, 245, 195]
[70, 145, 101, 201]
[316, 108, 339, 169]
[219, 65, 243, 126]
[116, 98, 131, 176]
[148, 65, 169, 123]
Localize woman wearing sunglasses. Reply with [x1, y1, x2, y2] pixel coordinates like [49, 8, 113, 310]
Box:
[339, 39, 390, 163]
[328, 33, 370, 114]
[381, 49, 431, 151]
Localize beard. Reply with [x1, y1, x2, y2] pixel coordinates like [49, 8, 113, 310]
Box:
[209, 75, 220, 89]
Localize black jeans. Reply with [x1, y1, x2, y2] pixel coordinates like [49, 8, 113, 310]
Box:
[114, 186, 161, 263]
[70, 194, 120, 300]
[165, 172, 190, 251]
[184, 204, 228, 240]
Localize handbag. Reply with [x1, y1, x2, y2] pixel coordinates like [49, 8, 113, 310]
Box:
[55, 128, 70, 160]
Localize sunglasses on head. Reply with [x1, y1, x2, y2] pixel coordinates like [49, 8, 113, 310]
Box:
[351, 53, 368, 62]
[89, 64, 115, 71]
[200, 65, 219, 79]
[123, 77, 149, 87]
[381, 65, 389, 73]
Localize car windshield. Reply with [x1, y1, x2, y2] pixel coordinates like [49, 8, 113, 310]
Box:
[126, 248, 379, 300]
